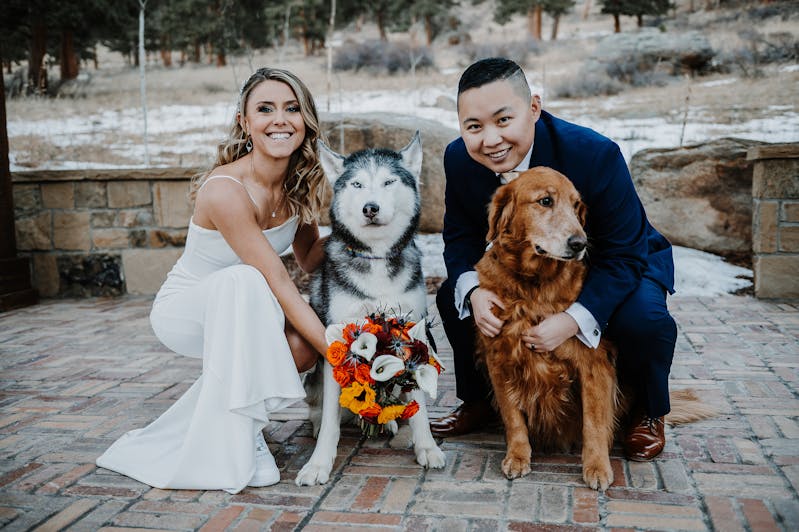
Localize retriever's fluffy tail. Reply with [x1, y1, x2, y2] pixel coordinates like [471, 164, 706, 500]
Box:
[665, 389, 717, 426]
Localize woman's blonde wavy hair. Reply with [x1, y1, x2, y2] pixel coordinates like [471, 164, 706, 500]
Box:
[191, 67, 328, 225]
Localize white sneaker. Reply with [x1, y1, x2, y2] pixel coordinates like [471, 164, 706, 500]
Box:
[249, 430, 280, 487]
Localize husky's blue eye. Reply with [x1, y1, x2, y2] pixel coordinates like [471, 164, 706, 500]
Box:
[351, 181, 363, 189]
[384, 179, 396, 186]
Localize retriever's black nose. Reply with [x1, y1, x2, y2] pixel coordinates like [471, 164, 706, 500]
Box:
[363, 202, 380, 219]
[567, 235, 587, 254]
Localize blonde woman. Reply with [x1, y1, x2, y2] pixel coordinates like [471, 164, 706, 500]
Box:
[96, 68, 329, 493]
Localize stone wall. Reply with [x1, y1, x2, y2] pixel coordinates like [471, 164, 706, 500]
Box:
[11, 112, 456, 299]
[749, 144, 799, 299]
[12, 168, 195, 297]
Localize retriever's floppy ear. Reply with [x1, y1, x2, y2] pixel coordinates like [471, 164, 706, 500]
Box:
[576, 198, 587, 227]
[486, 184, 516, 243]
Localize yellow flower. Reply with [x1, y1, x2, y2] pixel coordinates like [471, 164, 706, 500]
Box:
[339, 381, 376, 415]
[377, 404, 406, 424]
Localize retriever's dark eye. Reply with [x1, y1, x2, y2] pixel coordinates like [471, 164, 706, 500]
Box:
[539, 196, 553, 207]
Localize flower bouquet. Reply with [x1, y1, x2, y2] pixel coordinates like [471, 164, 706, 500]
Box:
[325, 311, 444, 437]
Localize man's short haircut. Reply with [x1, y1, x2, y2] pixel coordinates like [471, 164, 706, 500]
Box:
[457, 57, 531, 102]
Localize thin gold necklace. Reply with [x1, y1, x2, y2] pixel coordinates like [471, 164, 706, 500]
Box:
[249, 154, 285, 218]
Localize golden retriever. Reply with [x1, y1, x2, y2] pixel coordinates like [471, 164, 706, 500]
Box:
[476, 166, 619, 490]
[476, 166, 712, 491]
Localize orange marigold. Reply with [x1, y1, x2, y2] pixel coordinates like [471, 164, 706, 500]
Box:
[377, 404, 406, 424]
[326, 341, 349, 366]
[400, 401, 420, 420]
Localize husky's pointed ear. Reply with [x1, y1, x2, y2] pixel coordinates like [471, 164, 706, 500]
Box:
[399, 130, 423, 183]
[317, 139, 345, 184]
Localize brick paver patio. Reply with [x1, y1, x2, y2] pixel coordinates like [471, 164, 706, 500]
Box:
[1, 294, 798, 530]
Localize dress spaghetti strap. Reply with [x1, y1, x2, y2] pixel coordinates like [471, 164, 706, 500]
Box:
[200, 175, 259, 211]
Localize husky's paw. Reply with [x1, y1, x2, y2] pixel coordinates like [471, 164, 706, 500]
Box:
[389, 424, 413, 449]
[414, 443, 446, 469]
[295, 461, 333, 486]
[582, 459, 613, 491]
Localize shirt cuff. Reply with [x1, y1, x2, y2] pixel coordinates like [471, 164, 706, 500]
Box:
[565, 302, 601, 348]
[454, 271, 479, 320]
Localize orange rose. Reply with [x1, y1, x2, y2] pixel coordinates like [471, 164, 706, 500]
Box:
[400, 401, 420, 420]
[365, 323, 383, 335]
[326, 341, 349, 366]
[343, 323, 360, 343]
[353, 363, 374, 385]
[359, 403, 382, 418]
[333, 365, 353, 387]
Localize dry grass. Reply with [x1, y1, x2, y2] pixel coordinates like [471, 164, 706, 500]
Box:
[6, 0, 797, 170]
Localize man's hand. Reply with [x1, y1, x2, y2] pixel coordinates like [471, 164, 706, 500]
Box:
[521, 312, 579, 352]
[470, 287, 506, 337]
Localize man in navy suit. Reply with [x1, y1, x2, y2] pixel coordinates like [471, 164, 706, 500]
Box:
[430, 57, 676, 461]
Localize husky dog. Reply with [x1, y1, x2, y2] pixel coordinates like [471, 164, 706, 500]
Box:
[295, 132, 446, 486]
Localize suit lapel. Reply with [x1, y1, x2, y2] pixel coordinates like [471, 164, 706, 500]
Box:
[529, 112, 559, 171]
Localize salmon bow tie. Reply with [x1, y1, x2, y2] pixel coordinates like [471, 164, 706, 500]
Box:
[500, 171, 520, 184]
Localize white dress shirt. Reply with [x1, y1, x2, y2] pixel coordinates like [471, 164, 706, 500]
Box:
[452, 144, 602, 348]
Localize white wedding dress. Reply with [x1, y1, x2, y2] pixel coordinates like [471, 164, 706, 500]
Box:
[96, 176, 305, 494]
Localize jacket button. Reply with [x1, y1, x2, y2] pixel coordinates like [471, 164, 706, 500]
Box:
[593, 329, 599, 336]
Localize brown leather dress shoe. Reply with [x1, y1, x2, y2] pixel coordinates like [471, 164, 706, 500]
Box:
[430, 401, 497, 438]
[624, 414, 666, 461]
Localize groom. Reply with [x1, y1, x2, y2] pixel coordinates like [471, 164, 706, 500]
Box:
[431, 57, 677, 461]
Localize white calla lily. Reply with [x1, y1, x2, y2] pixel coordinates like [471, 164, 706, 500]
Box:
[407, 320, 426, 342]
[413, 364, 438, 399]
[325, 323, 346, 345]
[370, 355, 405, 382]
[351, 332, 378, 361]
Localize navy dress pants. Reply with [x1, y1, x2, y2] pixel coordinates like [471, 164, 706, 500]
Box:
[435, 276, 676, 417]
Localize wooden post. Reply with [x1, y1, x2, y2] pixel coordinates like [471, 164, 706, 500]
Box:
[0, 65, 38, 311]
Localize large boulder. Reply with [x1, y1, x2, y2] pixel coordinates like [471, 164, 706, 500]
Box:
[319, 113, 458, 233]
[630, 138, 765, 257]
[593, 28, 715, 76]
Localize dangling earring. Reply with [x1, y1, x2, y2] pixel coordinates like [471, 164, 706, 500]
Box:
[245, 136, 253, 152]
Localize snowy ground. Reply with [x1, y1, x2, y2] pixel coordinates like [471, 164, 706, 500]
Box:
[7, 69, 799, 170]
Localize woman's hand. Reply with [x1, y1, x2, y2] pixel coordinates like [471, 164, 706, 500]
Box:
[470, 287, 506, 337]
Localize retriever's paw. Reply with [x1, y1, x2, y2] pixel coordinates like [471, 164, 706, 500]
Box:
[582, 459, 613, 491]
[415, 443, 446, 469]
[501, 454, 531, 479]
[295, 461, 332, 486]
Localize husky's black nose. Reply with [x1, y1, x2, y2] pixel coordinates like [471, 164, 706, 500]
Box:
[567, 235, 587, 254]
[363, 202, 380, 219]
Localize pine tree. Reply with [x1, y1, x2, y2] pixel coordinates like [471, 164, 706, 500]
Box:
[493, 0, 576, 41]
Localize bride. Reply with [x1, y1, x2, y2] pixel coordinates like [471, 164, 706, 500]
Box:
[96, 67, 329, 493]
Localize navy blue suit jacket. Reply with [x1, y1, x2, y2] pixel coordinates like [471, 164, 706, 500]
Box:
[442, 110, 674, 331]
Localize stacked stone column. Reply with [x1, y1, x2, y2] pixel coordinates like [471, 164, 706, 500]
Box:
[749, 144, 799, 299]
